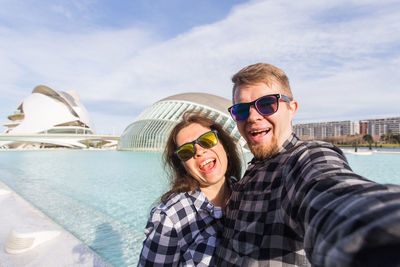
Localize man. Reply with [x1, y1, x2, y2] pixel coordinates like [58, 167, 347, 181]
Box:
[215, 63, 400, 266]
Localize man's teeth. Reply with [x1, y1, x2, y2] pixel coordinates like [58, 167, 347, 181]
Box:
[251, 129, 270, 136]
[200, 159, 214, 167]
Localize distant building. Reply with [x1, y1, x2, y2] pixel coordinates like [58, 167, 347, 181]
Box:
[365, 117, 400, 136]
[293, 120, 360, 139]
[118, 92, 247, 152]
[293, 117, 400, 139]
[1, 85, 96, 149]
[359, 120, 369, 135]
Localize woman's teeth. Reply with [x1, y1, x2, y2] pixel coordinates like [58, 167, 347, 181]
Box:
[200, 159, 215, 170]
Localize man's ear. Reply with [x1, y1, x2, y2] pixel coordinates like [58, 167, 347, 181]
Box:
[288, 100, 298, 119]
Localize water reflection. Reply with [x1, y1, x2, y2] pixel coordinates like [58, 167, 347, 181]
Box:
[92, 223, 125, 266]
[72, 222, 125, 266]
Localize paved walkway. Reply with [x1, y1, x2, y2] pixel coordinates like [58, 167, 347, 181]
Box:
[0, 182, 113, 267]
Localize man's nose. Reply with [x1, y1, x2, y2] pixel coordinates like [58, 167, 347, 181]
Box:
[247, 105, 263, 122]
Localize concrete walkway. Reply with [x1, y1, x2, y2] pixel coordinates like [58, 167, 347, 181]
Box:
[0, 182, 113, 267]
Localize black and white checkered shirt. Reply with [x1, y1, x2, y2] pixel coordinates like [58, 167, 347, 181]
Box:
[138, 188, 223, 266]
[215, 134, 400, 266]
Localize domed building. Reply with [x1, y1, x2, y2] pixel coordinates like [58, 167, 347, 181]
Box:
[1, 85, 96, 149]
[118, 92, 247, 152]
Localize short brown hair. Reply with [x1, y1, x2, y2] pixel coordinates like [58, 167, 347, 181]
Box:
[161, 110, 242, 203]
[232, 63, 293, 100]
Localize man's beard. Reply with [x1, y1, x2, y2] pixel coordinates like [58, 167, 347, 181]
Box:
[248, 135, 279, 160]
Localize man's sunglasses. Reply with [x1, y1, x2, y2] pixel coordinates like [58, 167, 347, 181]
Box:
[175, 130, 218, 161]
[228, 94, 291, 122]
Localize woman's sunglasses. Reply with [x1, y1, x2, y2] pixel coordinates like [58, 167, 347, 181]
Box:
[175, 130, 218, 161]
[228, 94, 291, 122]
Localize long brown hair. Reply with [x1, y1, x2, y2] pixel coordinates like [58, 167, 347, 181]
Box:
[161, 111, 242, 203]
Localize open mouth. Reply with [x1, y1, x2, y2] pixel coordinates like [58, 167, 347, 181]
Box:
[199, 158, 216, 172]
[250, 128, 271, 137]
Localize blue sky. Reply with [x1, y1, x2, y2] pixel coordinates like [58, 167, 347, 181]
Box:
[1, 0, 399, 135]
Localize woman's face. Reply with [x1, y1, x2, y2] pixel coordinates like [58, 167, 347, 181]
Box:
[175, 123, 228, 190]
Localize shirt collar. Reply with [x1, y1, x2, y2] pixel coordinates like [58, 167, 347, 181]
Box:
[188, 189, 223, 219]
[279, 133, 299, 153]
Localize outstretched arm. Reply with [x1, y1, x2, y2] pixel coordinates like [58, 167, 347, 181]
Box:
[284, 144, 400, 267]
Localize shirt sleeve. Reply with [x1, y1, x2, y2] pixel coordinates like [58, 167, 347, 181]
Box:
[138, 208, 180, 267]
[283, 144, 400, 267]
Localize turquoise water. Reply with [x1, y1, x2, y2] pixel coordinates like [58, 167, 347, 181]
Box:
[0, 150, 399, 266]
[0, 151, 168, 266]
[345, 152, 400, 184]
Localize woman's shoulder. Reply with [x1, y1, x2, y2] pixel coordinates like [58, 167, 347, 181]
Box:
[152, 191, 200, 218]
[142, 194, 194, 242]
[162, 191, 191, 207]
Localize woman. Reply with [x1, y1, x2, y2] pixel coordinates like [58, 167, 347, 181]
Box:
[138, 111, 242, 266]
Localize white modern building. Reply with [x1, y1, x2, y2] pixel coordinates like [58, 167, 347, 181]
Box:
[118, 92, 247, 152]
[1, 85, 98, 149]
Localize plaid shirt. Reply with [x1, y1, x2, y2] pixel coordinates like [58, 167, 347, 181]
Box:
[138, 188, 223, 266]
[215, 134, 400, 267]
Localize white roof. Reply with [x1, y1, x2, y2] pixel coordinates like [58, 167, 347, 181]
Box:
[7, 85, 95, 134]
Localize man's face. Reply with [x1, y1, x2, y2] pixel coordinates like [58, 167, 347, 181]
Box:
[233, 82, 298, 159]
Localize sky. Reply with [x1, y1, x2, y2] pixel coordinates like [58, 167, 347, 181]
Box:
[1, 0, 399, 135]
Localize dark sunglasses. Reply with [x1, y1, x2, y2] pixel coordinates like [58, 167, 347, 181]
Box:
[228, 94, 291, 122]
[175, 130, 218, 161]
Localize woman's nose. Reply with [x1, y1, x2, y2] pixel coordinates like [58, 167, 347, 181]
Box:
[193, 143, 206, 157]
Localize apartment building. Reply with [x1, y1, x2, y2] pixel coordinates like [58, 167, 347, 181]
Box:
[293, 120, 359, 139]
[293, 117, 400, 139]
[367, 117, 400, 136]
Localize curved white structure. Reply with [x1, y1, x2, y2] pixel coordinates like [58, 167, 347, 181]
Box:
[2, 85, 96, 149]
[118, 92, 247, 152]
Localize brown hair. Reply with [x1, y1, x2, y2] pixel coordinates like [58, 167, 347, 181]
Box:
[161, 110, 242, 203]
[232, 63, 293, 100]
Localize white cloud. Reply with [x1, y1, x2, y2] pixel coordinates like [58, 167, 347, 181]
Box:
[50, 4, 73, 19]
